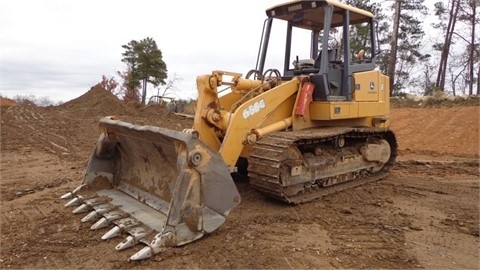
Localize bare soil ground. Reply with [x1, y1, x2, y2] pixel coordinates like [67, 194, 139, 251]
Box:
[1, 88, 479, 269]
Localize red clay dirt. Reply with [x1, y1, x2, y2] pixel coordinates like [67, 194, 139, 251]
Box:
[1, 88, 478, 269]
[0, 98, 17, 108]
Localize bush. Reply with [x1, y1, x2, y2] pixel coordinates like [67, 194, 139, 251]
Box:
[176, 99, 196, 114]
[10, 94, 61, 107]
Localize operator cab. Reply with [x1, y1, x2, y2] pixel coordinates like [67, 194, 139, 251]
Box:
[256, 0, 379, 101]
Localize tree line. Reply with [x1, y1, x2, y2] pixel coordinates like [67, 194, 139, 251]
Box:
[100, 0, 478, 104]
[347, 0, 478, 96]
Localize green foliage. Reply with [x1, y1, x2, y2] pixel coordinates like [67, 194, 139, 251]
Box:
[176, 99, 197, 114]
[116, 70, 142, 103]
[340, 0, 392, 77]
[391, 0, 428, 95]
[121, 37, 168, 104]
[136, 37, 167, 87]
[432, 0, 478, 95]
[343, 0, 388, 59]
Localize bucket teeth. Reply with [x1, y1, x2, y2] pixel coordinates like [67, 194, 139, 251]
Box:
[80, 204, 114, 223]
[130, 246, 153, 261]
[116, 236, 137, 251]
[101, 226, 122, 240]
[113, 217, 141, 228]
[100, 217, 141, 240]
[129, 232, 174, 261]
[103, 210, 126, 221]
[64, 196, 82, 207]
[81, 210, 101, 223]
[91, 217, 109, 230]
[60, 184, 88, 199]
[83, 198, 105, 206]
[72, 203, 90, 214]
[60, 192, 74, 200]
[90, 210, 125, 230]
[115, 226, 150, 251]
[128, 226, 150, 239]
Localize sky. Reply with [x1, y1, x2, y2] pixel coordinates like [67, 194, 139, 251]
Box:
[1, 0, 438, 103]
[1, 0, 281, 102]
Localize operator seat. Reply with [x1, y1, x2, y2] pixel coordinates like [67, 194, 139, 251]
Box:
[314, 49, 338, 69]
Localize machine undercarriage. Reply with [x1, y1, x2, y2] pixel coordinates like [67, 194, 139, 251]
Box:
[248, 128, 397, 203]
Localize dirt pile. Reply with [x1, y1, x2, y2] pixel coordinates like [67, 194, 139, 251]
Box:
[1, 87, 193, 161]
[1, 102, 80, 158]
[390, 106, 479, 158]
[57, 86, 192, 130]
[130, 103, 192, 130]
[0, 98, 17, 107]
[58, 85, 136, 118]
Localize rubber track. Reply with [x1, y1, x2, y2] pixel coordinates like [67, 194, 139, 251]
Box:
[247, 127, 398, 204]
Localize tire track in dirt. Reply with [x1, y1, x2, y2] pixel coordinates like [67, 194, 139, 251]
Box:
[314, 187, 420, 268]
[327, 225, 414, 268]
[1, 106, 80, 158]
[385, 161, 479, 269]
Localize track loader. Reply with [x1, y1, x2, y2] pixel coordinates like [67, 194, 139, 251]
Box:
[62, 0, 397, 261]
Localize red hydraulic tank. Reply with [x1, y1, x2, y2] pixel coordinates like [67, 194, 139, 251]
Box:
[295, 82, 314, 116]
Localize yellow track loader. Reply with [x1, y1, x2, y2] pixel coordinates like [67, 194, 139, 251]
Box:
[62, 0, 397, 261]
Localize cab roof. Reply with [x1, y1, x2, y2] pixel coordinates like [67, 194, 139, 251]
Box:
[266, 0, 373, 30]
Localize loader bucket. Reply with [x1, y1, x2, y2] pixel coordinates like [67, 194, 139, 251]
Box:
[61, 117, 240, 260]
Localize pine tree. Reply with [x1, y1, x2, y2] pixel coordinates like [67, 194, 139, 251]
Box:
[457, 0, 479, 95]
[387, 0, 428, 95]
[121, 40, 141, 92]
[433, 0, 461, 92]
[343, 0, 390, 61]
[121, 37, 168, 104]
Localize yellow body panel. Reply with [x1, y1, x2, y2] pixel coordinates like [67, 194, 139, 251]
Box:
[308, 101, 389, 127]
[353, 70, 379, 102]
[309, 101, 389, 119]
[353, 70, 389, 103]
[193, 72, 301, 168]
[218, 91, 242, 111]
[193, 70, 390, 169]
[358, 101, 389, 117]
[302, 69, 390, 123]
[310, 102, 359, 119]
